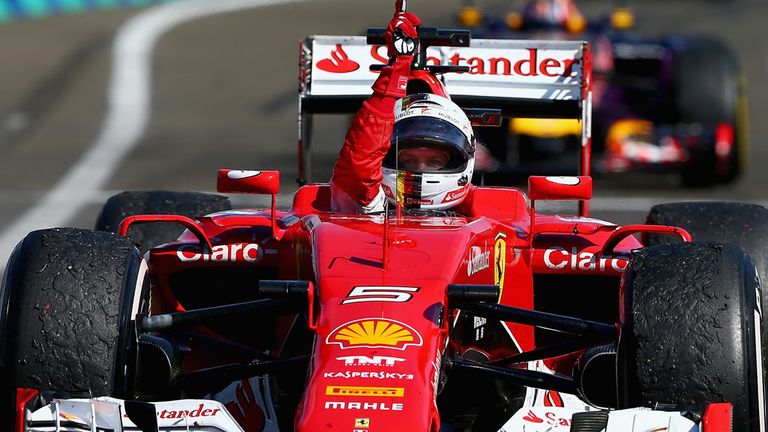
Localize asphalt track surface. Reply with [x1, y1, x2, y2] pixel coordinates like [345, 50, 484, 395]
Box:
[0, 0, 766, 274]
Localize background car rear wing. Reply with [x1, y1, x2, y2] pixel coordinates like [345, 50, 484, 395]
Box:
[298, 35, 592, 184]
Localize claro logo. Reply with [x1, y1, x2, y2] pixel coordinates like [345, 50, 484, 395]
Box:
[543, 247, 628, 272]
[176, 243, 263, 263]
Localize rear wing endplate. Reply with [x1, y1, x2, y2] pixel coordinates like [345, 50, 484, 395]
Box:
[298, 36, 592, 185]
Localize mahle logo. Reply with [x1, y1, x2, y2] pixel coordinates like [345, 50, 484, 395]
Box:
[325, 386, 404, 397]
[326, 319, 423, 350]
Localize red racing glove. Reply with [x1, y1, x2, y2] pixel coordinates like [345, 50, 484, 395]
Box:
[371, 9, 421, 100]
[385, 11, 421, 58]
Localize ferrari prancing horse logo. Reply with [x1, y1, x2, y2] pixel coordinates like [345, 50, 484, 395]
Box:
[494, 233, 507, 302]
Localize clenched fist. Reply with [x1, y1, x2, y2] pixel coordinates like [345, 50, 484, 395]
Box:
[385, 12, 421, 58]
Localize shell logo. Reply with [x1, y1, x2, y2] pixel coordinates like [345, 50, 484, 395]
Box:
[326, 318, 423, 350]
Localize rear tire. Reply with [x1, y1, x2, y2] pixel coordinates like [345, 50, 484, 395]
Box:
[0, 228, 148, 427]
[673, 38, 744, 186]
[618, 242, 764, 432]
[95, 190, 231, 253]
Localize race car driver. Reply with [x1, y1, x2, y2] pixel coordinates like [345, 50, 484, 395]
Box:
[330, 6, 477, 214]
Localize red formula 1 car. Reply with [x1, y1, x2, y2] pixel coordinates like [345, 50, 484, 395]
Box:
[1, 9, 766, 432]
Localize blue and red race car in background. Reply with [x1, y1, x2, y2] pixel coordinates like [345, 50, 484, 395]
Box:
[458, 0, 747, 187]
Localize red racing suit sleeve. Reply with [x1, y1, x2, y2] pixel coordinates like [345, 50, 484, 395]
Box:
[330, 56, 412, 213]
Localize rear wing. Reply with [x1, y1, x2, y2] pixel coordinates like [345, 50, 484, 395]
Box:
[297, 36, 592, 184]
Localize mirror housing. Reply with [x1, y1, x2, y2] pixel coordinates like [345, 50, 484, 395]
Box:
[528, 176, 592, 201]
[528, 176, 593, 238]
[217, 170, 284, 240]
[464, 108, 502, 127]
[217, 170, 280, 195]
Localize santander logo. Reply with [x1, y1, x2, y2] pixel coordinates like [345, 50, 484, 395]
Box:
[317, 44, 360, 73]
[523, 410, 544, 423]
[447, 48, 579, 77]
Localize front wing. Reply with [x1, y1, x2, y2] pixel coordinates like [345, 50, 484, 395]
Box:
[22, 397, 728, 431]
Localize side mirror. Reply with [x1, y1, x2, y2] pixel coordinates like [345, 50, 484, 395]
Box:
[528, 176, 593, 236]
[528, 176, 592, 201]
[464, 108, 502, 127]
[216, 170, 284, 240]
[217, 170, 280, 195]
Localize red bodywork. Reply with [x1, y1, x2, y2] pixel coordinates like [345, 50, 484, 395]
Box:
[132, 178, 687, 431]
[118, 34, 694, 431]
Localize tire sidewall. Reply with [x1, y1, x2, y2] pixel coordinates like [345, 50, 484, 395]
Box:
[618, 242, 765, 432]
[0, 228, 149, 426]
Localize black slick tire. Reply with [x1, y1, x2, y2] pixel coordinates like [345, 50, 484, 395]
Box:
[645, 201, 768, 361]
[0, 228, 148, 427]
[618, 242, 765, 432]
[95, 190, 231, 253]
[673, 38, 743, 186]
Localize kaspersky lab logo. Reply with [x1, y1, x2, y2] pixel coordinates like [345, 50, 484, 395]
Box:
[326, 318, 423, 350]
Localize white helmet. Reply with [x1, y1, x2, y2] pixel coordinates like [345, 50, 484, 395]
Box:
[382, 93, 476, 210]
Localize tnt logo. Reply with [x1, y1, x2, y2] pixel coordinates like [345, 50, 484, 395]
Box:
[337, 355, 405, 367]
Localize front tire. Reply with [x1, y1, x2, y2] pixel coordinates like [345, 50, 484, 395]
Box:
[618, 242, 765, 432]
[646, 202, 768, 361]
[0, 228, 148, 427]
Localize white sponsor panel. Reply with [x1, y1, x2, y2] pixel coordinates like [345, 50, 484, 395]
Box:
[306, 36, 584, 100]
[209, 376, 279, 432]
[500, 362, 701, 432]
[26, 397, 247, 431]
[604, 408, 697, 432]
[500, 406, 699, 432]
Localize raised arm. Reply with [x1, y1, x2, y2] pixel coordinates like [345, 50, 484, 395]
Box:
[329, 9, 421, 213]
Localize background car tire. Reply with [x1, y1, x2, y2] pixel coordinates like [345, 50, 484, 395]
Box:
[95, 190, 232, 253]
[0, 228, 148, 427]
[618, 242, 764, 432]
[672, 37, 744, 186]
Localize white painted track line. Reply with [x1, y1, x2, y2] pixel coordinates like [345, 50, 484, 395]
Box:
[0, 0, 311, 271]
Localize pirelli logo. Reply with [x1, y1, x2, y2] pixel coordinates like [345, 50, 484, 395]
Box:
[325, 386, 404, 397]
